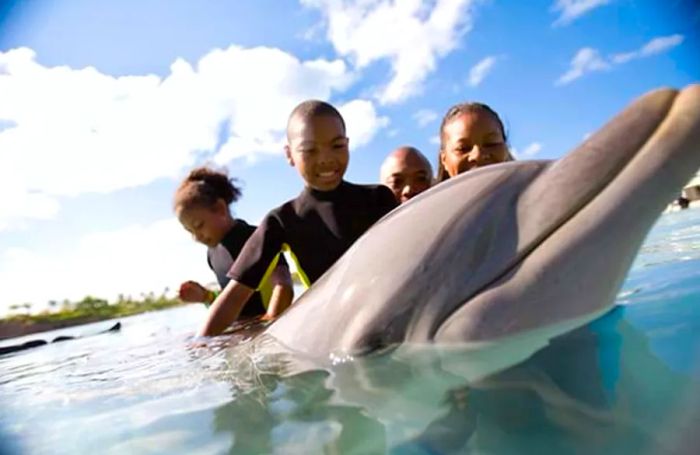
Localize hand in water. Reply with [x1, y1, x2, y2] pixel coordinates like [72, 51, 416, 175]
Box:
[260, 313, 277, 322]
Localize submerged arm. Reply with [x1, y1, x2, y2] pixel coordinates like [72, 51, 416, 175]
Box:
[198, 279, 254, 336]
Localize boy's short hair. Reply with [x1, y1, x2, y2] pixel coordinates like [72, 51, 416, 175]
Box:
[287, 100, 346, 140]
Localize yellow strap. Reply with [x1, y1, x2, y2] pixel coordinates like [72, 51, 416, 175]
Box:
[281, 243, 311, 289]
[256, 244, 311, 308]
[256, 252, 281, 309]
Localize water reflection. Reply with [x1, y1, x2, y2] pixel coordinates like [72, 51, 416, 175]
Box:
[211, 369, 387, 454]
[1, 211, 698, 454]
[390, 307, 699, 454]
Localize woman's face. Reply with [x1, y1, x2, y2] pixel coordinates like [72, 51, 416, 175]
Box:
[440, 110, 509, 177]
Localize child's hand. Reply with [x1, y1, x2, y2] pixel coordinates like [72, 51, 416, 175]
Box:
[260, 312, 276, 322]
[178, 281, 209, 303]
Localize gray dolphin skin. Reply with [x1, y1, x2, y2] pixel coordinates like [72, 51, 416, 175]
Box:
[263, 85, 700, 358]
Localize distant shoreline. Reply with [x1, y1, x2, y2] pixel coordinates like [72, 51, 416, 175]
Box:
[0, 295, 186, 341]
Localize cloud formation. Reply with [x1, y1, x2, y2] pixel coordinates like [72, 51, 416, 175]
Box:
[468, 55, 498, 87]
[611, 34, 684, 64]
[302, 0, 477, 104]
[551, 0, 612, 27]
[0, 218, 211, 314]
[413, 109, 439, 127]
[556, 34, 684, 85]
[519, 142, 544, 158]
[556, 47, 610, 85]
[339, 99, 391, 146]
[0, 46, 388, 230]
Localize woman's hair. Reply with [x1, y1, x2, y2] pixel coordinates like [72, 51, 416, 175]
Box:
[173, 166, 242, 211]
[435, 102, 513, 183]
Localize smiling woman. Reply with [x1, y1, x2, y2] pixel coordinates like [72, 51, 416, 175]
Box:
[436, 102, 515, 183]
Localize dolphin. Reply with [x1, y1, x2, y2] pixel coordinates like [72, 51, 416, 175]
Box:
[254, 85, 700, 362]
[0, 322, 121, 356]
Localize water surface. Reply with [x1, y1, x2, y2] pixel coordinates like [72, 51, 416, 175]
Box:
[1, 209, 699, 454]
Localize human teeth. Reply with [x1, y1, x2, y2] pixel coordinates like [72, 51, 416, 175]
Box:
[319, 171, 335, 177]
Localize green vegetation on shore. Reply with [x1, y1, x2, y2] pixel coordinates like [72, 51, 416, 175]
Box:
[3, 292, 185, 325]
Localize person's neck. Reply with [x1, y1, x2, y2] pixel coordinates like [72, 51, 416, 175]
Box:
[306, 181, 346, 198]
[223, 216, 236, 232]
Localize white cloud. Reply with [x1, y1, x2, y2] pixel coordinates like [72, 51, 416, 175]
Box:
[338, 99, 390, 147]
[556, 47, 610, 85]
[430, 135, 441, 145]
[302, 0, 478, 104]
[511, 142, 543, 159]
[551, 0, 612, 27]
[0, 172, 61, 230]
[0, 46, 389, 229]
[521, 142, 543, 158]
[611, 34, 684, 64]
[468, 55, 498, 87]
[556, 34, 685, 85]
[413, 109, 438, 127]
[0, 218, 213, 314]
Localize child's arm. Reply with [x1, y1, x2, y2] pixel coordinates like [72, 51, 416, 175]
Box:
[203, 211, 286, 332]
[263, 264, 294, 319]
[264, 285, 294, 320]
[198, 279, 254, 336]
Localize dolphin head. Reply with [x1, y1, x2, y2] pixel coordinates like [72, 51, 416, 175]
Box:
[265, 85, 700, 358]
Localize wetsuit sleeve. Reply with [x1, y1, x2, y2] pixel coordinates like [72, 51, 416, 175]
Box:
[227, 213, 285, 289]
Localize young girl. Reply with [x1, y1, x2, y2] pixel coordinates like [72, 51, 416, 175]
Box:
[174, 167, 293, 320]
[436, 102, 515, 183]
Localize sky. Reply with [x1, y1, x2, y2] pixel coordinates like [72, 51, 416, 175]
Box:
[0, 0, 698, 315]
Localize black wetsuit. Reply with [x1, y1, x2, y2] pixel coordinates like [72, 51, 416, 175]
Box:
[228, 181, 398, 289]
[207, 219, 268, 318]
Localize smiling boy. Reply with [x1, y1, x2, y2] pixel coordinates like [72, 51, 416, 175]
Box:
[198, 100, 397, 336]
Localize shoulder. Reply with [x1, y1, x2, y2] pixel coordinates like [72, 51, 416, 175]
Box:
[266, 197, 300, 223]
[232, 218, 257, 236]
[255, 198, 300, 233]
[345, 182, 397, 207]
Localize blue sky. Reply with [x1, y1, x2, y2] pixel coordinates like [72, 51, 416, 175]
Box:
[0, 0, 698, 314]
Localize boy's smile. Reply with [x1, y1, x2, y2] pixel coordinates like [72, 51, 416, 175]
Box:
[286, 114, 349, 191]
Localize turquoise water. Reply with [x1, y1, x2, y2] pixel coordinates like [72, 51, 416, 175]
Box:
[1, 210, 699, 454]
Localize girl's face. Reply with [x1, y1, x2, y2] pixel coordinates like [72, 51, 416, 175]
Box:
[176, 199, 231, 248]
[440, 110, 509, 177]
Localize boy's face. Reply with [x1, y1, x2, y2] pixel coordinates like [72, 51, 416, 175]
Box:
[285, 114, 349, 191]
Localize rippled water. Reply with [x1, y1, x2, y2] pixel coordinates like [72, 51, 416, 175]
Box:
[1, 209, 699, 454]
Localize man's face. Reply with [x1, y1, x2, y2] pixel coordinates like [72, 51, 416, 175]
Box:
[381, 149, 432, 203]
[286, 115, 349, 191]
